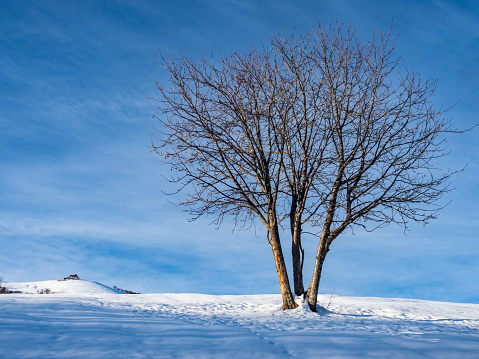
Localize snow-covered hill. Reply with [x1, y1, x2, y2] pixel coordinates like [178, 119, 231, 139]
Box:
[3, 279, 123, 294]
[1, 283, 478, 358]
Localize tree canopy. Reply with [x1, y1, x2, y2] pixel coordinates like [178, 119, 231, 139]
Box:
[152, 22, 460, 311]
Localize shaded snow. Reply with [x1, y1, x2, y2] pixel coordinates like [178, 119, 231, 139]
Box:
[1, 284, 478, 358]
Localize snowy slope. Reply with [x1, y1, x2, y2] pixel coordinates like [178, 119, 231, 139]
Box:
[1, 288, 478, 358]
[3, 279, 122, 294]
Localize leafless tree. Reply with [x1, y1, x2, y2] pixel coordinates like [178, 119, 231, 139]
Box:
[271, 22, 461, 311]
[152, 21, 462, 311]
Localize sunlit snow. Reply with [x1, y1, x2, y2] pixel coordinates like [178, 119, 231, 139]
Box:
[1, 280, 478, 358]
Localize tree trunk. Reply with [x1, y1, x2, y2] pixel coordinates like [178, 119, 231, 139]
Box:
[269, 223, 297, 310]
[290, 194, 305, 297]
[291, 225, 304, 296]
[306, 237, 329, 312]
[307, 174, 341, 311]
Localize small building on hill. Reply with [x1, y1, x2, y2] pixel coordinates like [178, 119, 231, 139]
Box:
[58, 274, 80, 281]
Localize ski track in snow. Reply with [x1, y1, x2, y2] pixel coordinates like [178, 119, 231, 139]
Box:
[1, 281, 478, 358]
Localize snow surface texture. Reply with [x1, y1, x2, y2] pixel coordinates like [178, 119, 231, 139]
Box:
[1, 281, 479, 358]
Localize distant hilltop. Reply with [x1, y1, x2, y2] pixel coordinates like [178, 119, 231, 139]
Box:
[1, 278, 139, 295]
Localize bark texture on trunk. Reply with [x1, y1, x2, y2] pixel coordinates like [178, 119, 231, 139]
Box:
[269, 223, 297, 310]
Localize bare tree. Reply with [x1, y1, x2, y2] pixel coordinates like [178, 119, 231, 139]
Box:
[152, 21, 462, 311]
[271, 23, 460, 311]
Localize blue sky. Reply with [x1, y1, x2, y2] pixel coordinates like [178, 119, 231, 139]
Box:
[1, 0, 478, 302]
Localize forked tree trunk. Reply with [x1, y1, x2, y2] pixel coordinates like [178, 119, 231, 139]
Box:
[269, 223, 297, 310]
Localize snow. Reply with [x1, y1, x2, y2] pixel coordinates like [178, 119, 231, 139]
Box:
[4, 279, 123, 294]
[1, 281, 478, 358]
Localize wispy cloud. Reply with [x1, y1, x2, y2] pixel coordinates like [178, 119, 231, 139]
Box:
[0, 0, 478, 302]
